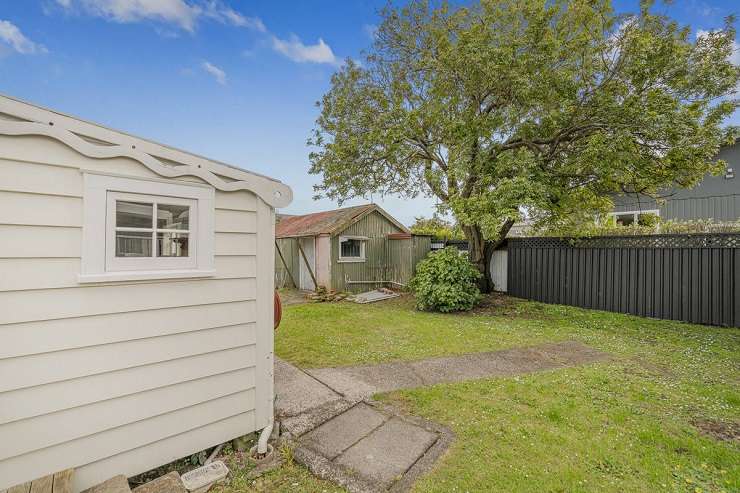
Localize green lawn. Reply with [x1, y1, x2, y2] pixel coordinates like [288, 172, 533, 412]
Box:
[272, 294, 739, 493]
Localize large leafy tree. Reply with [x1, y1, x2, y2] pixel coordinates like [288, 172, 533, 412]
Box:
[308, 0, 739, 289]
[410, 214, 464, 239]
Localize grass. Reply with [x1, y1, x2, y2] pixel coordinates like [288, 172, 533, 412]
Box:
[272, 294, 739, 493]
[211, 440, 343, 493]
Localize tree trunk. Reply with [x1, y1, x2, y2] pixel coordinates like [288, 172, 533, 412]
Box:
[463, 220, 515, 294]
[463, 224, 490, 293]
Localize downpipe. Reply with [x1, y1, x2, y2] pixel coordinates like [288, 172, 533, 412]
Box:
[253, 292, 280, 457]
[257, 420, 273, 455]
[260, 291, 280, 454]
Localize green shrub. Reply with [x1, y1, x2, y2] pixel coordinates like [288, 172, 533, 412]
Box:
[637, 212, 660, 227]
[409, 247, 482, 312]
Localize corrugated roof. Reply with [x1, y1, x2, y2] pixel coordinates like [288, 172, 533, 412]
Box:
[275, 213, 296, 224]
[276, 204, 377, 238]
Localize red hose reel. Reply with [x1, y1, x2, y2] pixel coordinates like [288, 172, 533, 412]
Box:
[274, 291, 282, 330]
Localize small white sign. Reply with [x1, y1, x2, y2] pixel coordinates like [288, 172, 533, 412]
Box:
[181, 461, 229, 491]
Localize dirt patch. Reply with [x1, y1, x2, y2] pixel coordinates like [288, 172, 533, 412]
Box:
[624, 356, 675, 378]
[472, 292, 519, 311]
[469, 293, 552, 319]
[278, 289, 311, 306]
[692, 418, 740, 442]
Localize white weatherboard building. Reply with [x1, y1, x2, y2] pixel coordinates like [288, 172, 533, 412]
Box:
[0, 94, 292, 491]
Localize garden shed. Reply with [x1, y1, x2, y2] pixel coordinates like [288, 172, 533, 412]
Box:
[275, 204, 430, 293]
[0, 94, 292, 491]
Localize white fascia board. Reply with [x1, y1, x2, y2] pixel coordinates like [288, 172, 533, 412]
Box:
[0, 93, 292, 209]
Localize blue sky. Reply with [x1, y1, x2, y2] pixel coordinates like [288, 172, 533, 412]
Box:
[0, 0, 737, 224]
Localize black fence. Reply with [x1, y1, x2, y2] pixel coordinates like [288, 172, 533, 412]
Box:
[506, 234, 740, 327]
[431, 238, 470, 252]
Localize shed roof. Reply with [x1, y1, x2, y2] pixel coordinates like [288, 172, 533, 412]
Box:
[276, 204, 409, 238]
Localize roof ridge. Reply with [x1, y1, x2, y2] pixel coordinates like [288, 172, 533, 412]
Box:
[275, 203, 380, 238]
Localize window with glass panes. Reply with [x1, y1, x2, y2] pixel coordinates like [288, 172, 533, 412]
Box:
[106, 192, 197, 271]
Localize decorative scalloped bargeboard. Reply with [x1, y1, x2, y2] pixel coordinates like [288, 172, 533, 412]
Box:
[0, 94, 292, 209]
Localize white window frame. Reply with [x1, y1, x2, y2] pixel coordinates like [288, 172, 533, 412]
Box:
[106, 192, 197, 272]
[607, 209, 660, 226]
[79, 172, 215, 283]
[338, 235, 367, 263]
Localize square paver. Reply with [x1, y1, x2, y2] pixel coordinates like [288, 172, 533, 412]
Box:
[335, 417, 438, 488]
[301, 403, 387, 459]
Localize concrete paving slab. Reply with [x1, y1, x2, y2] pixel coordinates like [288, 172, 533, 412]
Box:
[275, 357, 342, 417]
[291, 401, 454, 493]
[306, 361, 425, 400]
[280, 397, 358, 439]
[335, 418, 438, 489]
[302, 403, 388, 459]
[307, 341, 609, 399]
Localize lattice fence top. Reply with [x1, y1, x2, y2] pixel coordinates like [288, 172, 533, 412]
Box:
[508, 233, 740, 249]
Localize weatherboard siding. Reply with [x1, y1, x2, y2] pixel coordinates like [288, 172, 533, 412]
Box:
[275, 237, 300, 289]
[0, 136, 264, 490]
[613, 193, 740, 221]
[330, 210, 403, 292]
[612, 143, 740, 221]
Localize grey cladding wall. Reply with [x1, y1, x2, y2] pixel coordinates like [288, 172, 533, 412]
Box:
[612, 143, 740, 221]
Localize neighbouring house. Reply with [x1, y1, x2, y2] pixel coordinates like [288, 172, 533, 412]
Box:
[275, 204, 431, 293]
[0, 94, 292, 491]
[610, 140, 739, 225]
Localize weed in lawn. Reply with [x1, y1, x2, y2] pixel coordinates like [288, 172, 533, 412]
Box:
[211, 442, 342, 493]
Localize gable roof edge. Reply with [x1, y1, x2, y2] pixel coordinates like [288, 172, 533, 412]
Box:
[334, 204, 410, 235]
[0, 93, 292, 208]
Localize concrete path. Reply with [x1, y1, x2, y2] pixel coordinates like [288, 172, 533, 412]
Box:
[274, 341, 609, 492]
[305, 340, 608, 400]
[275, 357, 342, 417]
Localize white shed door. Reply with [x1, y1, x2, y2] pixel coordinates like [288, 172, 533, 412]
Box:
[299, 237, 316, 290]
[490, 250, 507, 292]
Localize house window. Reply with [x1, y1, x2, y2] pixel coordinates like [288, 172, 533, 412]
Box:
[608, 210, 660, 227]
[108, 193, 195, 271]
[338, 236, 366, 262]
[80, 173, 215, 283]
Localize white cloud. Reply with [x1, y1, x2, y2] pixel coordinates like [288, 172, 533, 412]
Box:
[56, 0, 264, 33]
[57, 0, 199, 31]
[697, 29, 740, 66]
[54, 1, 345, 65]
[201, 1, 265, 31]
[0, 20, 47, 55]
[201, 60, 226, 84]
[271, 34, 339, 65]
